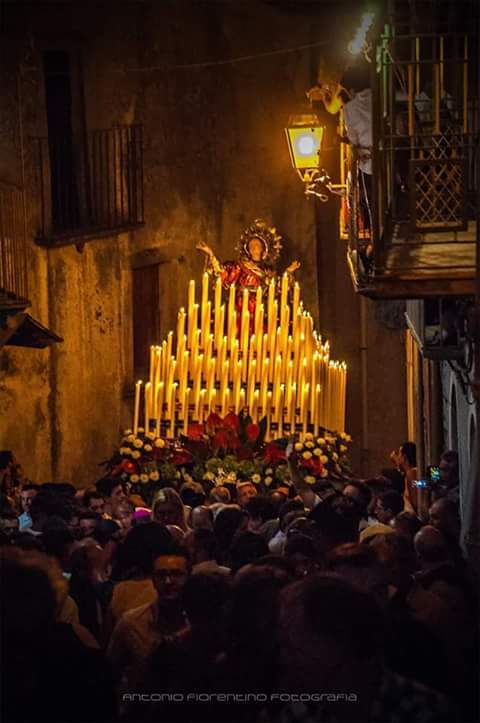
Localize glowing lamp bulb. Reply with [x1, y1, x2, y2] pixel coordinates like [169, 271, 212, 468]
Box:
[296, 134, 316, 156]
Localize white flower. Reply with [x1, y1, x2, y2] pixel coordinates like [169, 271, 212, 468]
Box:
[305, 432, 314, 441]
[340, 445, 347, 453]
[146, 432, 156, 441]
[340, 432, 348, 441]
[302, 451, 312, 460]
[294, 442, 303, 452]
[316, 438, 326, 447]
[140, 474, 149, 483]
[132, 451, 141, 459]
[154, 438, 165, 448]
[305, 441, 314, 449]
[265, 468, 273, 475]
[123, 448, 132, 456]
[123, 429, 133, 436]
[149, 471, 160, 481]
[313, 448, 322, 457]
[227, 472, 237, 482]
[119, 447, 127, 455]
[130, 474, 140, 483]
[133, 439, 143, 449]
[138, 427, 145, 433]
[320, 455, 329, 464]
[332, 452, 339, 461]
[320, 469, 329, 478]
[251, 474, 261, 484]
[203, 472, 215, 481]
[144, 444, 153, 452]
[304, 475, 316, 485]
[345, 434, 352, 442]
[126, 434, 135, 443]
[265, 476, 273, 486]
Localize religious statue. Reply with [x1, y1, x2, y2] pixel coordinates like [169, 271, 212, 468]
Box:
[196, 218, 300, 293]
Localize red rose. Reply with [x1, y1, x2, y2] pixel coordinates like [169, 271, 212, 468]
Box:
[264, 443, 286, 465]
[170, 449, 193, 465]
[187, 423, 205, 440]
[121, 460, 137, 475]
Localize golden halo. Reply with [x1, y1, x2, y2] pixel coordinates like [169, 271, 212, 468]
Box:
[237, 219, 283, 265]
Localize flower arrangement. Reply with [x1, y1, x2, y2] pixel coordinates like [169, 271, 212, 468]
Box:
[106, 414, 352, 502]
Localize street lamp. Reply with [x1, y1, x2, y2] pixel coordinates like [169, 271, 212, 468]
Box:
[285, 110, 345, 202]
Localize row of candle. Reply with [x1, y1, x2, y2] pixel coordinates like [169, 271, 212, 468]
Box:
[132, 274, 347, 439]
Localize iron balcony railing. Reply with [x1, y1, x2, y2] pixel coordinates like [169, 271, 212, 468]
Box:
[0, 183, 29, 305]
[32, 124, 144, 245]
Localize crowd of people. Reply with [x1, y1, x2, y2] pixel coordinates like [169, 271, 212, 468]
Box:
[0, 443, 477, 723]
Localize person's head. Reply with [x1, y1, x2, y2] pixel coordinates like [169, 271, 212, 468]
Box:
[213, 505, 249, 564]
[367, 532, 416, 589]
[428, 498, 460, 542]
[42, 525, 75, 571]
[82, 489, 105, 515]
[116, 500, 135, 534]
[343, 481, 372, 517]
[398, 442, 417, 471]
[379, 468, 405, 495]
[326, 543, 388, 606]
[96, 478, 127, 516]
[190, 505, 213, 530]
[245, 495, 276, 532]
[308, 494, 361, 553]
[116, 521, 174, 578]
[236, 482, 257, 507]
[186, 527, 217, 566]
[278, 575, 384, 695]
[391, 511, 422, 540]
[78, 511, 101, 540]
[439, 450, 459, 487]
[20, 484, 40, 514]
[373, 491, 404, 525]
[0, 510, 19, 542]
[180, 482, 206, 509]
[151, 545, 190, 605]
[414, 525, 450, 569]
[152, 488, 186, 530]
[278, 499, 305, 532]
[269, 489, 289, 513]
[29, 491, 72, 531]
[181, 572, 231, 630]
[340, 63, 371, 95]
[284, 534, 318, 578]
[229, 531, 269, 574]
[209, 486, 231, 505]
[247, 236, 267, 263]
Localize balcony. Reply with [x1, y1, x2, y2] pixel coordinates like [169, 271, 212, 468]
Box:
[343, 27, 478, 300]
[0, 183, 29, 310]
[32, 124, 144, 247]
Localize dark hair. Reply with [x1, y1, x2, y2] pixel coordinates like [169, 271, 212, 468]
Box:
[42, 527, 74, 562]
[0, 452, 14, 471]
[113, 522, 173, 579]
[181, 572, 231, 626]
[29, 492, 73, 525]
[152, 542, 190, 567]
[377, 491, 404, 517]
[341, 63, 371, 93]
[327, 543, 379, 571]
[344, 481, 372, 511]
[213, 506, 249, 563]
[93, 517, 121, 546]
[279, 499, 304, 522]
[308, 494, 360, 547]
[21, 483, 41, 494]
[400, 442, 417, 467]
[285, 534, 316, 560]
[393, 511, 422, 538]
[95, 477, 125, 498]
[82, 489, 105, 508]
[380, 468, 405, 495]
[179, 482, 206, 509]
[191, 527, 217, 560]
[230, 531, 269, 574]
[79, 510, 101, 523]
[440, 450, 459, 468]
[244, 496, 276, 524]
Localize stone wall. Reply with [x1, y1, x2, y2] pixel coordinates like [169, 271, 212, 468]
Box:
[0, 0, 407, 484]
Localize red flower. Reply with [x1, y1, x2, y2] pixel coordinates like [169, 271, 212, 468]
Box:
[121, 460, 137, 475]
[264, 443, 286, 465]
[223, 412, 240, 432]
[170, 449, 193, 465]
[246, 423, 260, 442]
[212, 430, 229, 451]
[187, 423, 205, 440]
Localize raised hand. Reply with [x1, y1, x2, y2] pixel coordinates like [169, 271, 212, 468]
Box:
[196, 241, 213, 256]
[286, 260, 301, 274]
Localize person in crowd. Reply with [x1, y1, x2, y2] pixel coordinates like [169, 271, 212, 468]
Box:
[115, 499, 135, 537]
[268, 499, 305, 554]
[190, 504, 214, 530]
[391, 441, 417, 509]
[373, 490, 405, 525]
[269, 487, 289, 514]
[244, 495, 277, 535]
[213, 505, 249, 566]
[284, 533, 319, 578]
[78, 510, 102, 541]
[380, 468, 405, 496]
[180, 481, 206, 510]
[83, 488, 106, 516]
[229, 531, 269, 574]
[151, 487, 189, 531]
[18, 483, 40, 531]
[96, 477, 128, 520]
[235, 481, 257, 507]
[107, 522, 173, 633]
[185, 527, 231, 575]
[208, 485, 231, 505]
[274, 574, 452, 723]
[107, 542, 190, 693]
[343, 480, 372, 529]
[1, 548, 116, 722]
[0, 509, 19, 544]
[308, 493, 361, 555]
[391, 510, 423, 540]
[434, 450, 460, 503]
[25, 490, 71, 539]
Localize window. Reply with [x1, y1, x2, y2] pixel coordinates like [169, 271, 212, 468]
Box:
[133, 265, 161, 378]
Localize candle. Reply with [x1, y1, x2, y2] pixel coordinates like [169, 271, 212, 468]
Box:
[228, 284, 236, 354]
[201, 271, 209, 317]
[240, 289, 249, 356]
[169, 383, 177, 437]
[193, 371, 202, 420]
[280, 273, 288, 326]
[183, 388, 191, 434]
[133, 380, 142, 436]
[176, 308, 186, 356]
[188, 279, 195, 318]
[251, 389, 259, 423]
[260, 358, 269, 414]
[156, 381, 164, 435]
[268, 300, 278, 369]
[254, 287, 263, 336]
[154, 347, 161, 401]
[215, 304, 225, 351]
[214, 276, 222, 338]
[292, 282, 300, 336]
[144, 381, 152, 433]
[277, 384, 284, 438]
[247, 360, 256, 410]
[314, 383, 321, 437]
[198, 389, 206, 423]
[265, 391, 272, 440]
[289, 383, 297, 430]
[149, 346, 155, 389]
[255, 323, 263, 380]
[166, 331, 173, 366]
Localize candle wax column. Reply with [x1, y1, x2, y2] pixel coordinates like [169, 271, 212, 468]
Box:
[144, 382, 152, 433]
[183, 388, 191, 434]
[240, 289, 249, 356]
[133, 380, 142, 436]
[156, 381, 164, 435]
[149, 346, 155, 390]
[214, 277, 222, 347]
[227, 285, 236, 355]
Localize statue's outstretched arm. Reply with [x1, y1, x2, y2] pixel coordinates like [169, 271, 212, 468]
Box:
[285, 260, 301, 274]
[196, 241, 222, 275]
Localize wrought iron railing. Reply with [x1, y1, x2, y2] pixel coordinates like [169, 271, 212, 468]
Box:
[32, 124, 144, 245]
[0, 183, 29, 304]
